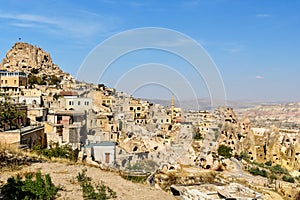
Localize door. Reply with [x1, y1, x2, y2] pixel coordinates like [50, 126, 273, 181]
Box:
[105, 153, 110, 164]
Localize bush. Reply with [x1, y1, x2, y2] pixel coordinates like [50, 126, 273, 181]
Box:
[33, 143, 78, 162]
[253, 161, 265, 168]
[77, 168, 117, 199]
[121, 175, 147, 183]
[249, 167, 268, 177]
[1, 171, 60, 200]
[28, 75, 46, 85]
[282, 175, 295, 183]
[269, 173, 277, 181]
[270, 164, 289, 175]
[265, 160, 272, 166]
[240, 151, 250, 161]
[30, 68, 39, 74]
[126, 160, 158, 172]
[217, 145, 232, 159]
[49, 75, 61, 85]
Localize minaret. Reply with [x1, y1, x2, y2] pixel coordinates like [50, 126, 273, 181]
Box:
[171, 96, 175, 124]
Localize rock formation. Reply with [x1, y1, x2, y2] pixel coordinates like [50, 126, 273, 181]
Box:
[0, 42, 74, 83]
[216, 107, 300, 172]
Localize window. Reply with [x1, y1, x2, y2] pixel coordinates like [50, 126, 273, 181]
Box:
[86, 101, 89, 106]
[5, 80, 7, 84]
[78, 101, 80, 106]
[130, 107, 133, 111]
[14, 80, 16, 84]
[137, 107, 141, 110]
[69, 101, 72, 105]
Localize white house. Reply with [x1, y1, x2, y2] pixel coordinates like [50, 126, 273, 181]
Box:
[87, 141, 116, 166]
[63, 96, 92, 111]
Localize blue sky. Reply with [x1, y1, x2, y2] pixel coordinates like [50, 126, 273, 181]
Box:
[0, 0, 300, 101]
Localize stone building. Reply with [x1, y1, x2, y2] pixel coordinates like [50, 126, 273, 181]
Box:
[0, 70, 27, 93]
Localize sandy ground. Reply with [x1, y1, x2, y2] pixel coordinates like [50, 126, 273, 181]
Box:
[0, 162, 176, 200]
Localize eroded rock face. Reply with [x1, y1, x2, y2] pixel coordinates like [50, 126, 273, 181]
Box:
[216, 107, 241, 154]
[0, 42, 73, 81]
[216, 107, 300, 172]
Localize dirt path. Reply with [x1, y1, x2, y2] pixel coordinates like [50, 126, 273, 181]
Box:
[0, 162, 176, 200]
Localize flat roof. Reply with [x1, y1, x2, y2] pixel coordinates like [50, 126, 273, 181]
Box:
[86, 141, 115, 148]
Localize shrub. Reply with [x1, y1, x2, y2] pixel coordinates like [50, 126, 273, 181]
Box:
[217, 145, 232, 159]
[270, 164, 289, 175]
[1, 171, 60, 200]
[265, 160, 272, 166]
[33, 143, 78, 162]
[121, 175, 147, 183]
[49, 75, 61, 85]
[28, 75, 46, 86]
[249, 167, 268, 177]
[282, 175, 295, 183]
[77, 168, 117, 199]
[240, 151, 250, 161]
[269, 173, 277, 181]
[76, 168, 92, 183]
[253, 161, 265, 168]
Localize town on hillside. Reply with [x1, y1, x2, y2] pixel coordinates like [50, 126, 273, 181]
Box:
[0, 42, 300, 199]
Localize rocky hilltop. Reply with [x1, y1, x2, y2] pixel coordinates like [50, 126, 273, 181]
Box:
[0, 42, 74, 83]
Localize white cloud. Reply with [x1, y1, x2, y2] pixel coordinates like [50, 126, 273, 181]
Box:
[255, 75, 264, 79]
[9, 22, 36, 28]
[0, 12, 118, 38]
[256, 14, 271, 18]
[223, 43, 245, 54]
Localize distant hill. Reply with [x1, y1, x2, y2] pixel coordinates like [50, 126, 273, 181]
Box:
[147, 98, 290, 111]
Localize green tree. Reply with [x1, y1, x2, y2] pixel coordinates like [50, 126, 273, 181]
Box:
[0, 96, 26, 131]
[217, 145, 232, 158]
[1, 172, 60, 200]
[49, 75, 61, 85]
